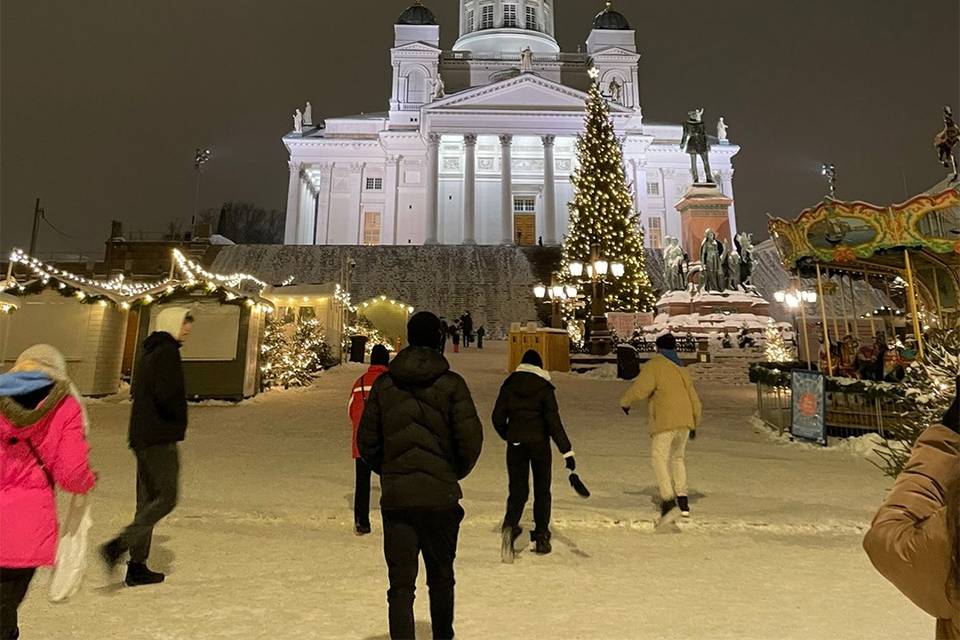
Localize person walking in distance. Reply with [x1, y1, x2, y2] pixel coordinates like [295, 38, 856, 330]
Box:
[476, 326, 485, 350]
[450, 322, 461, 354]
[864, 389, 960, 638]
[461, 312, 473, 349]
[620, 333, 702, 531]
[439, 318, 448, 355]
[348, 344, 390, 535]
[358, 312, 483, 640]
[493, 350, 575, 561]
[0, 345, 97, 640]
[101, 308, 193, 586]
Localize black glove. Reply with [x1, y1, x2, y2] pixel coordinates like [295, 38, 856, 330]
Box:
[565, 455, 576, 472]
[689, 430, 697, 441]
[622, 406, 630, 416]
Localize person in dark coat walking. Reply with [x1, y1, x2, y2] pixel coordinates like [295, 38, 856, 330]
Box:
[101, 307, 193, 587]
[492, 350, 575, 559]
[450, 322, 461, 354]
[461, 312, 473, 348]
[358, 311, 483, 640]
[439, 318, 448, 355]
[476, 326, 485, 350]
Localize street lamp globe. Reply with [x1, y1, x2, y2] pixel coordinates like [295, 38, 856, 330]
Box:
[533, 284, 547, 299]
[594, 260, 609, 276]
[551, 285, 565, 299]
[568, 261, 584, 278]
[565, 285, 578, 298]
[774, 290, 786, 303]
[610, 262, 625, 278]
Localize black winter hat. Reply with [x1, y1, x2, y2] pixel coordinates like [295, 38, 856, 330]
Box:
[656, 333, 677, 351]
[521, 349, 543, 368]
[370, 344, 390, 366]
[407, 311, 443, 349]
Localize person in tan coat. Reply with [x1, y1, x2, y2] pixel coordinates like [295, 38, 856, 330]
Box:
[620, 334, 702, 530]
[864, 392, 960, 639]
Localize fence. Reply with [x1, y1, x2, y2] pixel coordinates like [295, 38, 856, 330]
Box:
[755, 381, 905, 440]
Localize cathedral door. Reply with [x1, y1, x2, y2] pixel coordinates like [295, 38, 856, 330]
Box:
[513, 196, 536, 246]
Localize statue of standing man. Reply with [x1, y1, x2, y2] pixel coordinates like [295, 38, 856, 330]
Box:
[680, 108, 713, 184]
[700, 229, 725, 292]
[663, 236, 686, 292]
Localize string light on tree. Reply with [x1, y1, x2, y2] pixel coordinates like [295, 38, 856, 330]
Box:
[558, 64, 657, 334]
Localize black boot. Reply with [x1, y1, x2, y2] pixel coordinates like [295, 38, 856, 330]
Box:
[677, 496, 691, 518]
[656, 499, 682, 533]
[501, 526, 522, 564]
[99, 538, 126, 574]
[125, 562, 165, 587]
[532, 530, 552, 555]
[354, 522, 372, 536]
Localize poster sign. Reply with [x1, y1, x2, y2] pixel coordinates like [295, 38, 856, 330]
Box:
[790, 370, 827, 445]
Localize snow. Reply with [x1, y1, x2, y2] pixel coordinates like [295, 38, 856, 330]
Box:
[19, 341, 931, 639]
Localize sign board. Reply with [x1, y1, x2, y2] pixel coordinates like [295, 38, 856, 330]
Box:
[790, 370, 827, 445]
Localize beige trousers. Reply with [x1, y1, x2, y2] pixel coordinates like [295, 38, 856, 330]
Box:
[651, 430, 690, 501]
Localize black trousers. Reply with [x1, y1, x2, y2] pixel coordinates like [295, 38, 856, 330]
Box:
[503, 441, 553, 534]
[354, 458, 372, 527]
[121, 444, 180, 563]
[381, 506, 464, 640]
[0, 567, 36, 639]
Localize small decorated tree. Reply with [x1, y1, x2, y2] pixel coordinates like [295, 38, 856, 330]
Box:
[875, 329, 959, 478]
[559, 68, 657, 315]
[261, 315, 333, 389]
[763, 322, 791, 363]
[295, 317, 336, 373]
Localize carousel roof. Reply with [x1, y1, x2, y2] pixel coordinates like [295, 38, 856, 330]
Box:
[768, 186, 960, 274]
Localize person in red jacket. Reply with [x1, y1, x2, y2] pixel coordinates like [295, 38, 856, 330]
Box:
[0, 345, 97, 640]
[349, 344, 390, 535]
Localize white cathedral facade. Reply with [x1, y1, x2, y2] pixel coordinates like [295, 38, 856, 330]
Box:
[283, 1, 740, 248]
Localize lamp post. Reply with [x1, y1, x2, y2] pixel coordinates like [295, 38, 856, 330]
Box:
[774, 283, 818, 370]
[568, 244, 624, 356]
[192, 147, 212, 229]
[533, 279, 576, 330]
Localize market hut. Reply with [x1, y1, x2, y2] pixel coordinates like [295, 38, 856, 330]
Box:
[261, 283, 345, 360]
[354, 295, 414, 350]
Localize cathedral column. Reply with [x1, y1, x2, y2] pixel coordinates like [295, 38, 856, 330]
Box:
[542, 135, 557, 245]
[500, 134, 514, 244]
[384, 155, 403, 245]
[425, 133, 441, 245]
[462, 135, 477, 244]
[323, 163, 336, 244]
[284, 160, 302, 244]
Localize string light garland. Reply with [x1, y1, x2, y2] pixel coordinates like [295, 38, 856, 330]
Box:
[3, 247, 273, 312]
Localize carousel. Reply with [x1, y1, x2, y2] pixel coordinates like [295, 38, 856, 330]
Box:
[754, 181, 960, 437]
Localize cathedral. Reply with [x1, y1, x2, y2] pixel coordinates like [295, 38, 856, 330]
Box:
[282, 1, 740, 249]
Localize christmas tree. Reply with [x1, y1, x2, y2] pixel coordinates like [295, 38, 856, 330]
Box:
[875, 329, 959, 478]
[763, 322, 791, 363]
[261, 315, 333, 390]
[295, 317, 336, 373]
[559, 67, 657, 313]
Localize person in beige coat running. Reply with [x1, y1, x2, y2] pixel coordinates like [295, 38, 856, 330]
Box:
[864, 391, 960, 639]
[620, 334, 702, 530]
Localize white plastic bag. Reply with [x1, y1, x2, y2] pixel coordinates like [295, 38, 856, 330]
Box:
[49, 494, 92, 602]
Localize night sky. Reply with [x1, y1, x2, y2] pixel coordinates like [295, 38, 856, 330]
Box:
[2, 0, 958, 256]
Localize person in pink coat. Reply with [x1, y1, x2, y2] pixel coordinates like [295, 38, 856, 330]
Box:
[0, 345, 96, 640]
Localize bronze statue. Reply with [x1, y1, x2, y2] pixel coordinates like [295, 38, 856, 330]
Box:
[680, 108, 713, 184]
[699, 229, 725, 292]
[935, 105, 959, 182]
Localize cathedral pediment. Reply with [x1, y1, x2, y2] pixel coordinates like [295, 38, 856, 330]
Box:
[589, 45, 641, 59]
[427, 73, 633, 114]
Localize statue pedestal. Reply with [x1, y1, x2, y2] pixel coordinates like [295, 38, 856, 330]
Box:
[675, 184, 734, 256]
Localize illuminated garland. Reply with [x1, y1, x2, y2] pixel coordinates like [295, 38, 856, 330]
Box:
[763, 321, 791, 363]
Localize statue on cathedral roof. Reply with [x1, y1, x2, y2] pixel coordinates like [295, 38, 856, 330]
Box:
[680, 108, 713, 184]
[293, 108, 303, 134]
[304, 102, 313, 126]
[520, 47, 534, 73]
[717, 116, 729, 142]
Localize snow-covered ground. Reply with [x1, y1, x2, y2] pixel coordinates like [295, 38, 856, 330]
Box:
[20, 342, 931, 639]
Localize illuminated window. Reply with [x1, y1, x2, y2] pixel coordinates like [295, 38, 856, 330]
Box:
[648, 217, 663, 249]
[466, 9, 474, 31]
[363, 212, 382, 246]
[503, 4, 517, 27]
[525, 5, 538, 30]
[365, 177, 383, 191]
[513, 196, 536, 213]
[480, 4, 494, 29]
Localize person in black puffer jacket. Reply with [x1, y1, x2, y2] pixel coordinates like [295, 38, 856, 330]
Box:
[493, 350, 574, 558]
[358, 311, 483, 640]
[101, 307, 192, 588]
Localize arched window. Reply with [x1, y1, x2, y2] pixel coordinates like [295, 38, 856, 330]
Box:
[405, 69, 428, 104]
